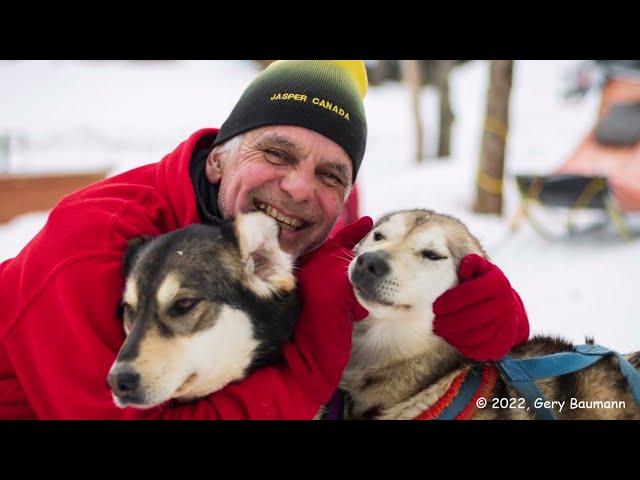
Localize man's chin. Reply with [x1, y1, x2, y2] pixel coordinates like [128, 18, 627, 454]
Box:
[280, 227, 330, 258]
[278, 229, 308, 257]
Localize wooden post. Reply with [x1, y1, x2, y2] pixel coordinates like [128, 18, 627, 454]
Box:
[434, 60, 456, 158]
[403, 60, 424, 164]
[473, 60, 514, 215]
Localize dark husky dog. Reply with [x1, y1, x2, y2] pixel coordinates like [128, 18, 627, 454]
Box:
[107, 212, 300, 409]
[340, 209, 640, 420]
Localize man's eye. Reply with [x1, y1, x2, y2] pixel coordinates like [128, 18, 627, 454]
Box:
[373, 232, 385, 241]
[421, 250, 447, 261]
[264, 149, 290, 164]
[171, 298, 200, 315]
[320, 172, 344, 187]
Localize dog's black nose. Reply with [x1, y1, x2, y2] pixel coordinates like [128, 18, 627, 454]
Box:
[107, 367, 140, 396]
[356, 252, 390, 278]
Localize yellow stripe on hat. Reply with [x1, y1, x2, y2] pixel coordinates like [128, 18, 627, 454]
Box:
[333, 60, 368, 99]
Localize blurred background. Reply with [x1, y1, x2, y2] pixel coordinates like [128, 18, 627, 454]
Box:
[1, 60, 638, 351]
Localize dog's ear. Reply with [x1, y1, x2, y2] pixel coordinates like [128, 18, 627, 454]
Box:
[123, 235, 152, 278]
[234, 212, 295, 298]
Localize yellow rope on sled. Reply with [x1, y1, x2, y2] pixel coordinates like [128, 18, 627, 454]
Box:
[569, 177, 607, 214]
[565, 177, 607, 232]
[509, 176, 544, 232]
[509, 177, 546, 237]
[605, 198, 634, 241]
[513, 176, 634, 241]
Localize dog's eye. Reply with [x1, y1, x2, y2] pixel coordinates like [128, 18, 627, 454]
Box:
[121, 302, 135, 317]
[421, 250, 447, 261]
[172, 298, 200, 315]
[123, 317, 134, 334]
[373, 231, 385, 241]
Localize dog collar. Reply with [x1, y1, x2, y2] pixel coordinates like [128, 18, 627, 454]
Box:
[415, 364, 498, 420]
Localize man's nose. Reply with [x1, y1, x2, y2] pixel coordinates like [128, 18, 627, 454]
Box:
[279, 168, 314, 203]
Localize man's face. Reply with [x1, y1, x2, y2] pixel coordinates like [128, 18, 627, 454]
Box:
[206, 125, 353, 257]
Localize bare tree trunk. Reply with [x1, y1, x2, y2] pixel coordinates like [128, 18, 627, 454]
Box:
[473, 60, 514, 215]
[434, 60, 456, 158]
[403, 60, 424, 164]
[367, 60, 401, 85]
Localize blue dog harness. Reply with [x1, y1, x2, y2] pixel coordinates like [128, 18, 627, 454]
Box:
[326, 344, 640, 420]
[496, 343, 640, 420]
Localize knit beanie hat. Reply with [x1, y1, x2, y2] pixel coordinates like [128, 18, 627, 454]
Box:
[212, 60, 368, 181]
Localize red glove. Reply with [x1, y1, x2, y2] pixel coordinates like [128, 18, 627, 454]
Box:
[283, 216, 373, 404]
[432, 254, 530, 361]
[297, 216, 372, 320]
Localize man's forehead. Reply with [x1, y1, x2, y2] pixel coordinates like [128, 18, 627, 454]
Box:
[253, 127, 352, 169]
[255, 130, 300, 151]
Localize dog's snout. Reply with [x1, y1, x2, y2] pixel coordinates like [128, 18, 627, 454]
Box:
[356, 252, 390, 278]
[107, 366, 140, 396]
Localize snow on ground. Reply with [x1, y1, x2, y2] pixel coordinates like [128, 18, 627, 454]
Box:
[1, 60, 638, 351]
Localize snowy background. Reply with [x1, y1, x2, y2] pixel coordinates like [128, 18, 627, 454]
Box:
[1, 60, 638, 352]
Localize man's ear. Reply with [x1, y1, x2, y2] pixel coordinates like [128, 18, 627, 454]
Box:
[123, 235, 152, 278]
[234, 212, 295, 298]
[205, 150, 223, 184]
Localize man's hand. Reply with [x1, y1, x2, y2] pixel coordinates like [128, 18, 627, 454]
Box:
[297, 216, 373, 321]
[283, 216, 373, 404]
[432, 254, 530, 361]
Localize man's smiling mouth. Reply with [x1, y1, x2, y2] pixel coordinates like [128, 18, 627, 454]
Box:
[253, 200, 308, 232]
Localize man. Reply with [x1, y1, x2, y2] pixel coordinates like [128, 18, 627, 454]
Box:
[0, 60, 529, 419]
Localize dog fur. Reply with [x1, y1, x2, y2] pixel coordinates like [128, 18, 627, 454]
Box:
[340, 209, 640, 420]
[107, 212, 300, 409]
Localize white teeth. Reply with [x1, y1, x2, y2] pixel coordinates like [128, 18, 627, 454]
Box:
[254, 202, 304, 229]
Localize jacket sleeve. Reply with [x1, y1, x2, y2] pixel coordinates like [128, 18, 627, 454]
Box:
[4, 254, 351, 420]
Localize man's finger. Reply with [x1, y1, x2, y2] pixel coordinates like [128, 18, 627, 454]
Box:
[458, 254, 492, 283]
[433, 297, 507, 333]
[432, 268, 505, 315]
[331, 216, 373, 250]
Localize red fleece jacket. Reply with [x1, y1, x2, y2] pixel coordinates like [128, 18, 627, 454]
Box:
[0, 128, 354, 419]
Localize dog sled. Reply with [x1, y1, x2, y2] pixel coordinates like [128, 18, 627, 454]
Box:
[511, 69, 640, 240]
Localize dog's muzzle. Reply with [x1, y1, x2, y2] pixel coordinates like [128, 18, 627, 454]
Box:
[351, 252, 396, 305]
